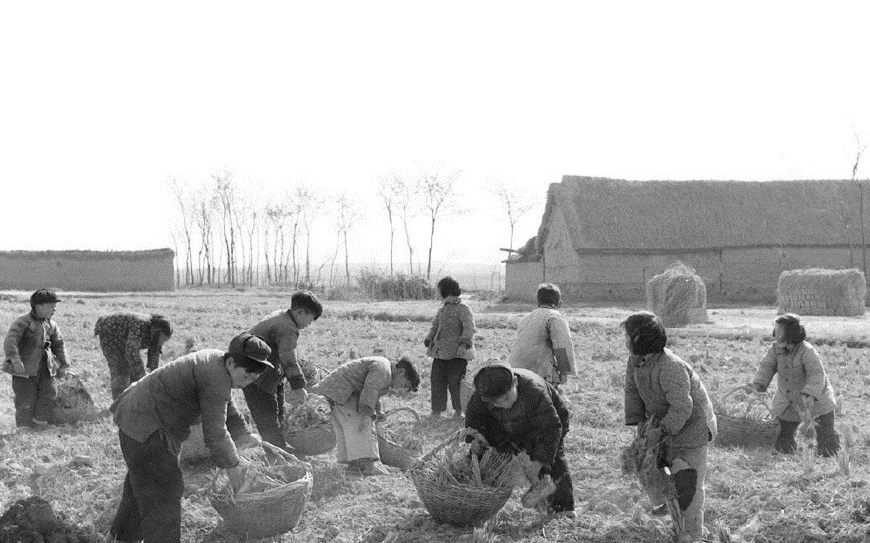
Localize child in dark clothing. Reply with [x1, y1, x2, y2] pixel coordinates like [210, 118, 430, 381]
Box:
[3, 289, 70, 427]
[424, 276, 476, 419]
[464, 362, 575, 516]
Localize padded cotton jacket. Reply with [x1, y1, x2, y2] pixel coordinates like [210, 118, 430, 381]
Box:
[624, 348, 717, 449]
[3, 311, 68, 377]
[464, 367, 570, 470]
[752, 341, 836, 422]
[111, 349, 239, 468]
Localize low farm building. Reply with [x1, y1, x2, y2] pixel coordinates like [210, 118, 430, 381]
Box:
[0, 249, 175, 292]
[506, 176, 870, 304]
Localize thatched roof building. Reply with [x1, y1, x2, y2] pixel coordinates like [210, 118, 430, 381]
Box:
[506, 176, 870, 303]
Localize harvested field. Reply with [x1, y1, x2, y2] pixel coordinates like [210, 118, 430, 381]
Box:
[1, 290, 869, 542]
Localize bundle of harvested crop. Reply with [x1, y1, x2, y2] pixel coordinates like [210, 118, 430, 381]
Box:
[283, 397, 331, 433]
[621, 421, 684, 537]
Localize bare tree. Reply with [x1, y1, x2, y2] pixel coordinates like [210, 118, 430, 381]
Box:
[168, 177, 195, 285]
[395, 177, 417, 275]
[213, 169, 239, 286]
[297, 185, 321, 285]
[852, 132, 868, 276]
[193, 190, 216, 284]
[419, 167, 459, 281]
[337, 192, 362, 286]
[378, 174, 403, 276]
[492, 180, 534, 253]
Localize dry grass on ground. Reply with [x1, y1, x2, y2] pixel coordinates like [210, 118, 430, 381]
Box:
[1, 291, 870, 542]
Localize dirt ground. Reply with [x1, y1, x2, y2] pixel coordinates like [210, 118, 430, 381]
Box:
[1, 290, 869, 542]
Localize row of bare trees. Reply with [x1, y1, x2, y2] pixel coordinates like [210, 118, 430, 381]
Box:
[167, 167, 536, 290]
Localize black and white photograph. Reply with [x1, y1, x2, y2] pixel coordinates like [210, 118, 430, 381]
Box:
[1, 2, 870, 542]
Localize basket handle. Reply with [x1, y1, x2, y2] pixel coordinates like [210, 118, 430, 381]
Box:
[719, 384, 774, 418]
[418, 428, 466, 463]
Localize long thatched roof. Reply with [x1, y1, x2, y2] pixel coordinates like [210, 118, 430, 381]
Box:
[534, 176, 870, 254]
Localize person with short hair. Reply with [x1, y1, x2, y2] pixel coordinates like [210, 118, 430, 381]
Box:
[3, 289, 70, 427]
[748, 313, 840, 456]
[622, 311, 716, 542]
[507, 283, 576, 387]
[464, 362, 574, 516]
[310, 355, 420, 476]
[243, 290, 323, 450]
[424, 276, 476, 419]
[94, 312, 174, 399]
[107, 332, 273, 543]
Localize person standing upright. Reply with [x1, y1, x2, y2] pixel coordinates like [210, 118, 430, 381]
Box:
[3, 289, 70, 427]
[424, 276, 476, 419]
[507, 283, 576, 387]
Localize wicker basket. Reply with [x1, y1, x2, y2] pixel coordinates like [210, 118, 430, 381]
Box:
[282, 394, 337, 456]
[713, 386, 779, 449]
[284, 424, 336, 456]
[210, 441, 312, 538]
[377, 407, 423, 470]
[408, 431, 514, 526]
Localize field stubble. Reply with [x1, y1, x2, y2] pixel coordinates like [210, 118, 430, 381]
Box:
[0, 292, 869, 541]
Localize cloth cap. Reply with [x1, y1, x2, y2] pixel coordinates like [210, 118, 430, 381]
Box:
[228, 333, 273, 368]
[30, 289, 61, 306]
[473, 362, 514, 400]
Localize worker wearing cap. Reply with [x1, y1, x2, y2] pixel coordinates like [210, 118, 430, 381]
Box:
[464, 361, 575, 516]
[107, 332, 274, 543]
[3, 289, 70, 427]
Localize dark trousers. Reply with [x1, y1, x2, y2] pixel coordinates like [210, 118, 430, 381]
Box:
[111, 430, 184, 543]
[776, 412, 841, 457]
[243, 382, 287, 449]
[548, 440, 574, 513]
[430, 358, 467, 413]
[12, 359, 57, 427]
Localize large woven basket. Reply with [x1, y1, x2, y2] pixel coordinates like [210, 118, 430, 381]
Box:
[713, 386, 778, 449]
[377, 407, 423, 470]
[408, 431, 514, 526]
[284, 424, 336, 456]
[210, 442, 312, 538]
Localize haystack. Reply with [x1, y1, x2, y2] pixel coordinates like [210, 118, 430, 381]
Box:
[777, 268, 866, 316]
[645, 262, 707, 327]
[51, 373, 99, 424]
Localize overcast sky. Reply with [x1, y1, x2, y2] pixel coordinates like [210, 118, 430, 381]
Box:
[2, 2, 869, 274]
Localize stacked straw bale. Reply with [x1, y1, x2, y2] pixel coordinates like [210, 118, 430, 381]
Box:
[645, 262, 707, 328]
[777, 268, 866, 317]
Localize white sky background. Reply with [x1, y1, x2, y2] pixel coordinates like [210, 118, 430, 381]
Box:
[2, 2, 870, 278]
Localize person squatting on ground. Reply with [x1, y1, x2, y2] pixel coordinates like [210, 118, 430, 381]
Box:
[94, 312, 173, 400]
[748, 313, 840, 457]
[242, 290, 322, 450]
[310, 355, 420, 476]
[424, 276, 476, 419]
[464, 362, 575, 516]
[107, 332, 273, 543]
[622, 311, 717, 543]
[507, 283, 576, 387]
[3, 289, 70, 428]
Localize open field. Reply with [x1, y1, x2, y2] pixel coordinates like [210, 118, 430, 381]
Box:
[2, 290, 870, 542]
